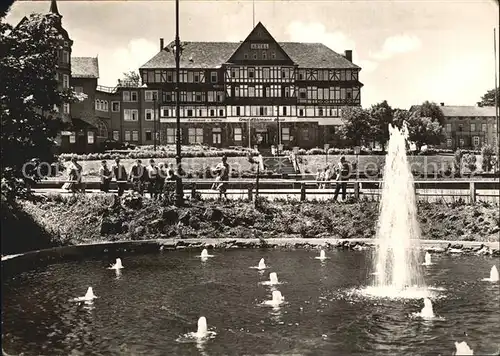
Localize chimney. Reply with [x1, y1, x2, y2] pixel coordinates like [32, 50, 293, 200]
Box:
[440, 102, 445, 106]
[160, 38, 164, 51]
[344, 50, 352, 62]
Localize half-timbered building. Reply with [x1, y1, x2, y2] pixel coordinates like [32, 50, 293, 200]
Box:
[139, 22, 363, 149]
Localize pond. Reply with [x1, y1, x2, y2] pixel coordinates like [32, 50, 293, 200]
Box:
[2, 249, 499, 355]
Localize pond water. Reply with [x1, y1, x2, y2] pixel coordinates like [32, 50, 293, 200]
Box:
[2, 249, 499, 356]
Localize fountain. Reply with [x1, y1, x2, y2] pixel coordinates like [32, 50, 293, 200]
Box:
[261, 272, 280, 286]
[258, 258, 266, 270]
[263, 290, 285, 307]
[482, 265, 499, 282]
[198, 249, 214, 259]
[454, 341, 474, 355]
[418, 298, 434, 319]
[109, 258, 123, 270]
[71, 287, 97, 302]
[196, 317, 208, 338]
[315, 250, 327, 260]
[367, 124, 425, 297]
[422, 252, 432, 266]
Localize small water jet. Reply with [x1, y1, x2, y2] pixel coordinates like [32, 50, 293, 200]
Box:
[422, 252, 432, 266]
[176, 316, 216, 345]
[109, 258, 123, 270]
[315, 250, 327, 260]
[417, 298, 434, 319]
[454, 341, 474, 355]
[198, 249, 214, 260]
[261, 272, 280, 286]
[71, 287, 97, 302]
[196, 317, 208, 338]
[250, 258, 268, 270]
[263, 290, 285, 307]
[482, 265, 499, 282]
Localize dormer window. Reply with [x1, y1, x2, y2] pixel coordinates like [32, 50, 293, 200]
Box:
[244, 54, 249, 59]
[262, 51, 267, 60]
[64, 41, 68, 47]
[271, 52, 276, 59]
[253, 53, 257, 60]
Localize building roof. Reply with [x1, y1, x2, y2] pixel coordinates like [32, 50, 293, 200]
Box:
[439, 105, 497, 117]
[140, 41, 359, 70]
[71, 57, 99, 78]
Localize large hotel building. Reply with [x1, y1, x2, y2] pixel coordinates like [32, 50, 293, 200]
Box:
[24, 0, 363, 152]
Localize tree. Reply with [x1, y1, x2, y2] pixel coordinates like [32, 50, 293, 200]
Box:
[405, 115, 445, 151]
[0, 13, 78, 198]
[415, 101, 445, 126]
[477, 88, 500, 107]
[339, 106, 371, 146]
[118, 71, 141, 87]
[369, 100, 393, 151]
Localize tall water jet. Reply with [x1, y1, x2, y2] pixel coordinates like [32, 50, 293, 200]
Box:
[196, 317, 208, 338]
[454, 341, 473, 355]
[269, 272, 279, 285]
[201, 249, 209, 258]
[373, 124, 424, 291]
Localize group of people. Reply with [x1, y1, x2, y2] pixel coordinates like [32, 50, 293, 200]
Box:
[315, 156, 351, 202]
[98, 158, 177, 198]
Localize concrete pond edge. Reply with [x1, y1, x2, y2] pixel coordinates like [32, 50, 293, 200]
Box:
[2, 238, 499, 276]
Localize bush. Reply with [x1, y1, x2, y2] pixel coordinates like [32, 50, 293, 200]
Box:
[481, 145, 495, 172]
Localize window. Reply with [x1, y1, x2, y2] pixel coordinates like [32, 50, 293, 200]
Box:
[87, 131, 94, 144]
[111, 101, 120, 112]
[62, 51, 69, 64]
[212, 127, 222, 144]
[236, 107, 241, 116]
[446, 123, 452, 132]
[298, 108, 304, 117]
[282, 106, 287, 116]
[281, 127, 290, 141]
[234, 127, 242, 142]
[249, 68, 255, 78]
[482, 123, 487, 132]
[262, 51, 267, 59]
[145, 131, 152, 141]
[124, 130, 131, 141]
[253, 53, 257, 59]
[210, 72, 218, 83]
[74, 86, 83, 93]
[132, 130, 139, 142]
[458, 124, 463, 132]
[131, 92, 138, 102]
[124, 109, 138, 121]
[113, 130, 119, 141]
[271, 52, 276, 59]
[470, 123, 476, 132]
[473, 136, 480, 147]
[96, 120, 107, 137]
[123, 91, 130, 102]
[69, 132, 76, 143]
[244, 54, 248, 59]
[303, 128, 310, 141]
[145, 90, 158, 102]
[187, 109, 193, 117]
[63, 74, 69, 89]
[446, 138, 452, 147]
[188, 128, 203, 144]
[166, 128, 181, 144]
[145, 109, 155, 121]
[219, 109, 224, 117]
[63, 103, 70, 114]
[459, 138, 465, 146]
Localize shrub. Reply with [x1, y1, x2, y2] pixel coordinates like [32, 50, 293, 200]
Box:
[481, 144, 495, 172]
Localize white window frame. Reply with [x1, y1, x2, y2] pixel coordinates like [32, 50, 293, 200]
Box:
[145, 130, 153, 141]
[145, 90, 158, 102]
[123, 91, 131, 102]
[111, 101, 120, 112]
[62, 50, 69, 64]
[188, 127, 203, 144]
[446, 138, 452, 147]
[132, 130, 139, 142]
[281, 127, 290, 141]
[131, 91, 138, 102]
[234, 127, 242, 142]
[63, 74, 69, 89]
[113, 130, 119, 141]
[63, 103, 70, 114]
[470, 123, 476, 132]
[210, 72, 218, 83]
[166, 128, 181, 144]
[473, 136, 480, 147]
[212, 127, 222, 144]
[124, 109, 139, 121]
[145, 109, 154, 121]
[88, 131, 95, 144]
[481, 123, 487, 132]
[124, 130, 131, 141]
[69, 132, 76, 143]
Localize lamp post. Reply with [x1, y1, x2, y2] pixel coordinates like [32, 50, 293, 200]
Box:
[153, 96, 157, 151]
[276, 105, 281, 156]
[174, 0, 183, 206]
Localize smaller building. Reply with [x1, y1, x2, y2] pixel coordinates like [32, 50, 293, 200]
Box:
[438, 104, 498, 150]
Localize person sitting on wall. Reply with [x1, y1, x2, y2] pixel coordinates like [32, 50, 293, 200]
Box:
[63, 156, 82, 193]
[99, 160, 112, 193]
[112, 157, 128, 197]
[129, 159, 145, 195]
[316, 168, 324, 189]
[333, 156, 351, 202]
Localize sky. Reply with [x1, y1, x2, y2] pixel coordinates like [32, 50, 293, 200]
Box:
[6, 0, 500, 109]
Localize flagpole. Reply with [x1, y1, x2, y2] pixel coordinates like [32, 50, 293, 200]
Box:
[252, 0, 255, 28]
[495, 27, 499, 171]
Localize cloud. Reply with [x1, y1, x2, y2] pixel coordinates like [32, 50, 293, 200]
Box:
[370, 34, 422, 61]
[286, 21, 355, 54]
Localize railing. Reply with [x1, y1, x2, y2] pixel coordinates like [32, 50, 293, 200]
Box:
[33, 179, 500, 203]
[96, 85, 118, 94]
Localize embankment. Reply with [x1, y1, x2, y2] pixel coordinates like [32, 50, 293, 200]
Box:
[2, 192, 498, 255]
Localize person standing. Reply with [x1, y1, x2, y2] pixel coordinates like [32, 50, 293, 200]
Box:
[214, 155, 230, 200]
[63, 156, 82, 193]
[156, 162, 166, 199]
[112, 157, 128, 196]
[146, 159, 159, 199]
[129, 159, 145, 195]
[99, 160, 112, 193]
[333, 156, 350, 202]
